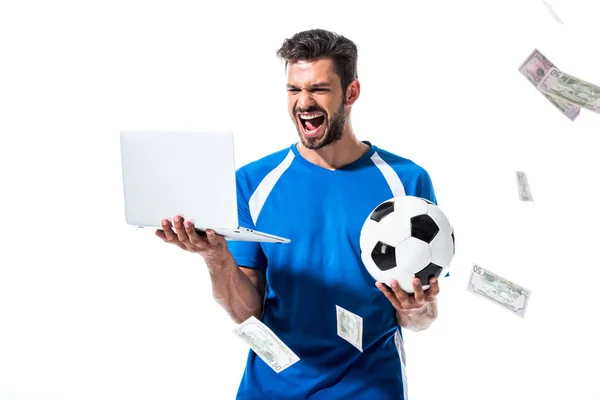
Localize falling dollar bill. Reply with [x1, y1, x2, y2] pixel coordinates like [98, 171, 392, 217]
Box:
[336, 305, 363, 352]
[518, 49, 580, 121]
[537, 67, 600, 113]
[233, 315, 300, 373]
[467, 264, 531, 318]
[541, 0, 564, 24]
[515, 171, 533, 202]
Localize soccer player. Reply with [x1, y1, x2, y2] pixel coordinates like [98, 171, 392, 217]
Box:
[156, 28, 441, 400]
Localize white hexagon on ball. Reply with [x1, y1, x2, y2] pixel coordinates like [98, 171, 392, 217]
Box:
[375, 205, 412, 247]
[426, 203, 453, 234]
[430, 228, 454, 268]
[393, 196, 429, 222]
[385, 237, 432, 291]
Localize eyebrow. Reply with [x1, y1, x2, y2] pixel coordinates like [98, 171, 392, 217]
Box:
[287, 82, 332, 89]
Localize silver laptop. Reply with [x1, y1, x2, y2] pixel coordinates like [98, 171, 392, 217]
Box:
[119, 130, 290, 243]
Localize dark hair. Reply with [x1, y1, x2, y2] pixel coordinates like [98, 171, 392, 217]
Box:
[275, 29, 358, 92]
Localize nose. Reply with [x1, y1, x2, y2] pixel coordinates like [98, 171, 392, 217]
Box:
[296, 90, 315, 112]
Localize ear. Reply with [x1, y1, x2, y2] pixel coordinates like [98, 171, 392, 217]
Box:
[345, 79, 360, 106]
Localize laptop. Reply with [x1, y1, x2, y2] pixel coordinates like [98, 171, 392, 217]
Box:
[119, 130, 290, 243]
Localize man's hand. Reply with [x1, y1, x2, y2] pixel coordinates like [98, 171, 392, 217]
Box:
[376, 277, 440, 331]
[156, 215, 229, 266]
[157, 215, 264, 323]
[376, 277, 439, 311]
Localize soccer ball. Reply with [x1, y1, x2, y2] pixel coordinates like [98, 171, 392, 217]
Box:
[359, 196, 455, 294]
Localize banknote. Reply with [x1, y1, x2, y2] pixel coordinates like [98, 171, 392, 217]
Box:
[541, 0, 564, 24]
[515, 171, 533, 202]
[233, 315, 300, 373]
[336, 305, 363, 352]
[537, 67, 600, 113]
[467, 264, 531, 318]
[518, 49, 580, 121]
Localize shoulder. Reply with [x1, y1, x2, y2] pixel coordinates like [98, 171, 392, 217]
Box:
[371, 146, 430, 177]
[235, 145, 295, 197]
[371, 145, 437, 203]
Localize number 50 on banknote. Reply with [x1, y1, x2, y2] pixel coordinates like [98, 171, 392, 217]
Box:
[467, 264, 532, 318]
[537, 67, 600, 114]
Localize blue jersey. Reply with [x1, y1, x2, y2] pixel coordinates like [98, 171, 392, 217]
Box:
[228, 142, 438, 400]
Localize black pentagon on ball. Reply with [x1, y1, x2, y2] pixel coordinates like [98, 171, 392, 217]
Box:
[451, 231, 455, 254]
[422, 198, 434, 205]
[415, 262, 443, 286]
[371, 241, 396, 271]
[370, 200, 394, 222]
[410, 214, 439, 243]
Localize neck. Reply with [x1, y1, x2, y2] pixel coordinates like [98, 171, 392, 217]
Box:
[297, 124, 369, 170]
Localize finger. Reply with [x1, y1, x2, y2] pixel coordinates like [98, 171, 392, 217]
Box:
[389, 279, 411, 305]
[412, 278, 426, 305]
[160, 219, 187, 250]
[184, 220, 208, 249]
[206, 229, 217, 244]
[173, 215, 193, 249]
[429, 276, 440, 295]
[375, 281, 402, 310]
[425, 276, 440, 302]
[206, 229, 226, 246]
[161, 219, 179, 242]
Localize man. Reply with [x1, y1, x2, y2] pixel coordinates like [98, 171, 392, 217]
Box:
[157, 29, 441, 400]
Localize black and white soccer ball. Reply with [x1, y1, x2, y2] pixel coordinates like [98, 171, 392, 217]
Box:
[359, 196, 455, 294]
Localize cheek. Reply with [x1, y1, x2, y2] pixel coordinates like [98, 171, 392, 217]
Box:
[320, 98, 337, 115]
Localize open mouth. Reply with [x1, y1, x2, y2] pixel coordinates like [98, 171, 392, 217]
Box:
[298, 112, 326, 137]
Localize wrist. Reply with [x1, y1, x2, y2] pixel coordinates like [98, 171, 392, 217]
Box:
[396, 299, 437, 324]
[204, 250, 235, 272]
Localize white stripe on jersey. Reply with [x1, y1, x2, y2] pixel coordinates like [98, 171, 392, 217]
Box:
[370, 152, 406, 197]
[395, 329, 409, 399]
[248, 150, 295, 225]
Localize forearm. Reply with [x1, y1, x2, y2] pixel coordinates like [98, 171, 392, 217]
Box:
[396, 298, 438, 332]
[206, 254, 263, 324]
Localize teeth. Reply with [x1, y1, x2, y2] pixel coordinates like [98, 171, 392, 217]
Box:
[300, 114, 322, 120]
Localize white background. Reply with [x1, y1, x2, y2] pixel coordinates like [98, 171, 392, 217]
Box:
[1, 0, 599, 399]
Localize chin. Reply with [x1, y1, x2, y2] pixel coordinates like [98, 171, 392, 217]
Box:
[302, 138, 330, 151]
[299, 128, 328, 149]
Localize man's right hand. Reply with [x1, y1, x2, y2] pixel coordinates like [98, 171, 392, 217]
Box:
[156, 215, 230, 266]
[157, 215, 265, 324]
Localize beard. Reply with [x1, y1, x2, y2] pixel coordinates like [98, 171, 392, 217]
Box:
[295, 99, 346, 150]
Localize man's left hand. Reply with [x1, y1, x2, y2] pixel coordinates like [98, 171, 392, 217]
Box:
[376, 276, 439, 312]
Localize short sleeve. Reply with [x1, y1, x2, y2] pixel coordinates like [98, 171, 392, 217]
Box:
[227, 171, 268, 272]
[417, 169, 438, 205]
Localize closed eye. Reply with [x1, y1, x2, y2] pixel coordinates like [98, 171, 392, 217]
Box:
[287, 87, 330, 94]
